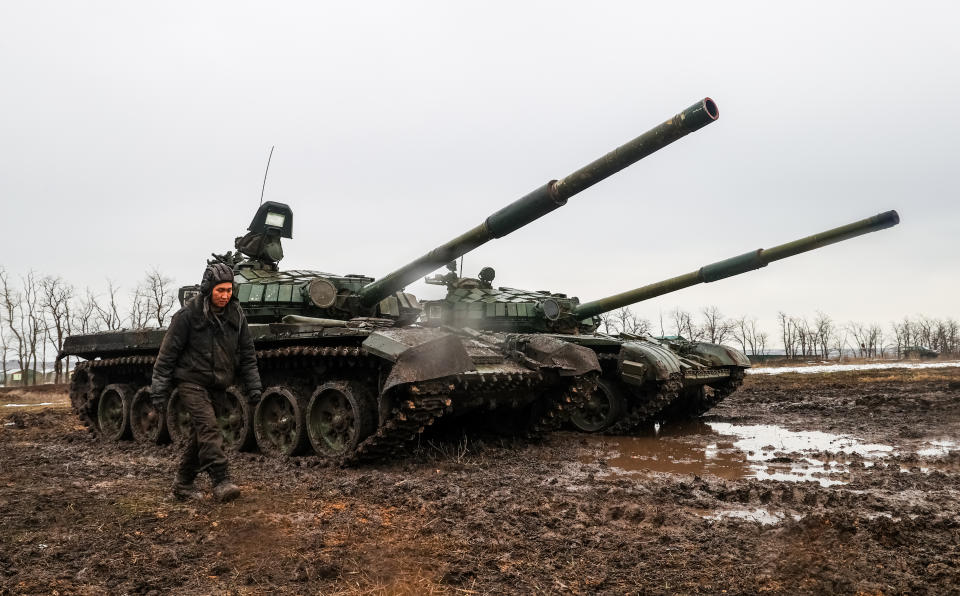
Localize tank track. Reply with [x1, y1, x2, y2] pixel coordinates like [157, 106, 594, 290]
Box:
[607, 373, 683, 434]
[345, 371, 597, 465]
[69, 357, 155, 433]
[346, 379, 453, 465]
[68, 344, 593, 464]
[658, 367, 747, 421]
[529, 373, 598, 434]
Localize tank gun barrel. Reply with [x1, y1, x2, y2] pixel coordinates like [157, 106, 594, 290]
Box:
[572, 210, 901, 320]
[358, 98, 720, 307]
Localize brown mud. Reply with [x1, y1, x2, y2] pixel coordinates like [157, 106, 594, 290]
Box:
[2, 368, 959, 595]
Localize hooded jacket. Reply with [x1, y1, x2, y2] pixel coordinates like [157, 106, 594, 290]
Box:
[150, 294, 261, 397]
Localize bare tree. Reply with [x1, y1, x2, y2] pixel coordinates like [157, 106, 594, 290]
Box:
[0, 267, 26, 383]
[598, 311, 617, 334]
[731, 315, 750, 354]
[144, 267, 175, 326]
[832, 328, 849, 362]
[778, 312, 797, 358]
[0, 271, 46, 385]
[0, 270, 50, 384]
[128, 284, 151, 329]
[846, 321, 868, 358]
[40, 276, 73, 384]
[22, 272, 45, 384]
[734, 316, 767, 357]
[0, 284, 8, 385]
[945, 319, 959, 356]
[794, 316, 813, 358]
[670, 308, 703, 341]
[890, 315, 959, 357]
[93, 280, 123, 331]
[700, 306, 733, 345]
[598, 307, 650, 336]
[616, 307, 650, 335]
[813, 311, 834, 359]
[0, 328, 8, 385]
[915, 316, 933, 351]
[869, 324, 884, 358]
[72, 288, 100, 335]
[756, 329, 769, 357]
[670, 308, 687, 339]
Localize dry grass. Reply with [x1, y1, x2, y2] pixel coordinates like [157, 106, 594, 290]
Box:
[754, 357, 950, 369]
[744, 365, 960, 390]
[0, 383, 69, 395]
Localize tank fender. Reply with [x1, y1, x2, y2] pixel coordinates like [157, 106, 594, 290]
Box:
[516, 335, 601, 377]
[685, 342, 751, 368]
[618, 340, 685, 385]
[363, 328, 477, 394]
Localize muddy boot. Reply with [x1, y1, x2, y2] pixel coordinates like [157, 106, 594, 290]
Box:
[172, 481, 204, 501]
[212, 480, 240, 502]
[210, 466, 240, 502]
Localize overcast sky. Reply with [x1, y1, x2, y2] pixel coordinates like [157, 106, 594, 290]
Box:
[1, 1, 956, 340]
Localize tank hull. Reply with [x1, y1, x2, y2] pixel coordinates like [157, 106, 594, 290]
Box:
[524, 333, 749, 433]
[63, 322, 599, 463]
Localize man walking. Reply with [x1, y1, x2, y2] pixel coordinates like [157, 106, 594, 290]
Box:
[151, 262, 262, 502]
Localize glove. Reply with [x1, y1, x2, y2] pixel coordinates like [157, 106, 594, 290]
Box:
[247, 390, 262, 406]
[151, 393, 167, 413]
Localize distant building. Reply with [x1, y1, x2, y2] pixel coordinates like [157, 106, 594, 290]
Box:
[1, 369, 40, 386]
[0, 362, 74, 386]
[903, 346, 939, 360]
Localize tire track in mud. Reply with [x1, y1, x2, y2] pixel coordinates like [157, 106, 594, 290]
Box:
[1, 367, 958, 594]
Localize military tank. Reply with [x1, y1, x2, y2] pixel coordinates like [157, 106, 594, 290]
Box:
[61, 97, 722, 462]
[420, 210, 901, 433]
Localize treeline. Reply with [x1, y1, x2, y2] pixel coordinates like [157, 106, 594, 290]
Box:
[0, 267, 175, 385]
[599, 307, 959, 359]
[3, 265, 957, 386]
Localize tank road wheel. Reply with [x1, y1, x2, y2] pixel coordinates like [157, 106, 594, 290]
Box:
[213, 387, 255, 452]
[165, 389, 191, 445]
[97, 384, 134, 441]
[254, 386, 308, 457]
[306, 381, 376, 458]
[130, 386, 168, 444]
[569, 379, 626, 433]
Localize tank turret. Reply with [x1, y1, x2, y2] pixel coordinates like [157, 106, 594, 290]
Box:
[422, 210, 899, 333]
[183, 99, 721, 326]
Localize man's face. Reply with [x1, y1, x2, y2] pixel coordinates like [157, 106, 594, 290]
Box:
[211, 282, 233, 308]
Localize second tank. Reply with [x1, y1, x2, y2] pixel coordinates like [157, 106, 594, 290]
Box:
[420, 210, 901, 433]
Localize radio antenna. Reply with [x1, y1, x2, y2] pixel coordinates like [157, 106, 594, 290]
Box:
[259, 145, 275, 206]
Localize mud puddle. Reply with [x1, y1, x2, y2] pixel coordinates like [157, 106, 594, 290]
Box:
[697, 507, 803, 525]
[581, 421, 911, 487]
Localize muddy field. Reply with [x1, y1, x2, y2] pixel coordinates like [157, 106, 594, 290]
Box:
[2, 367, 959, 595]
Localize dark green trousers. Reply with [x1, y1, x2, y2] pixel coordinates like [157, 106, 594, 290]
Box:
[176, 383, 228, 483]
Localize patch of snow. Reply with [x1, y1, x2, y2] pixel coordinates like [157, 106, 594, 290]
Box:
[748, 361, 960, 375]
[704, 508, 786, 525]
[917, 440, 958, 457]
[3, 403, 54, 407]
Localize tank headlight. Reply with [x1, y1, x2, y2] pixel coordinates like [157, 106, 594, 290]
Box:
[306, 279, 337, 308]
[540, 298, 561, 321]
